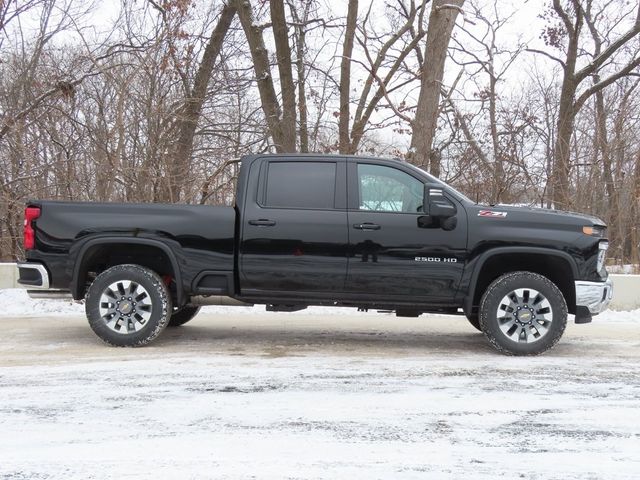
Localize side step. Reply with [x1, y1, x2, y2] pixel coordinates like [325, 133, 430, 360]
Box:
[27, 290, 73, 300]
[266, 304, 308, 312]
[189, 295, 253, 307]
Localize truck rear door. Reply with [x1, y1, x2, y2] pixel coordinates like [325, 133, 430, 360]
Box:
[239, 157, 348, 295]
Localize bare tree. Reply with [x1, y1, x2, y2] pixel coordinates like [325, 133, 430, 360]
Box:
[339, 0, 358, 153]
[233, 0, 295, 152]
[345, 0, 430, 154]
[163, 1, 237, 202]
[447, 0, 525, 203]
[408, 0, 465, 176]
[534, 0, 640, 208]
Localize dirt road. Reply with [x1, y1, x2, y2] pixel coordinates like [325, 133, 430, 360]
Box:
[1, 312, 639, 479]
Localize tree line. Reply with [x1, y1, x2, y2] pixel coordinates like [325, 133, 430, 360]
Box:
[1, 0, 639, 268]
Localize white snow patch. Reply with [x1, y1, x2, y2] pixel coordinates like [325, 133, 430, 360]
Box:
[608, 264, 639, 274]
[1, 355, 639, 479]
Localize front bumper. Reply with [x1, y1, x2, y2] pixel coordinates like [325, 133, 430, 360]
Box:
[575, 278, 613, 315]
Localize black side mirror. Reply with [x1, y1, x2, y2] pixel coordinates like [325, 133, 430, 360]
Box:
[424, 187, 457, 219]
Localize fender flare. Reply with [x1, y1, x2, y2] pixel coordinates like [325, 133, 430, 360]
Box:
[70, 236, 184, 305]
[462, 246, 579, 314]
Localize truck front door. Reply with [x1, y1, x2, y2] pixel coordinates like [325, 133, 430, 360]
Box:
[239, 158, 348, 295]
[346, 161, 467, 301]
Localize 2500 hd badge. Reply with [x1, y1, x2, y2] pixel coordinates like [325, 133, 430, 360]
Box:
[415, 257, 458, 263]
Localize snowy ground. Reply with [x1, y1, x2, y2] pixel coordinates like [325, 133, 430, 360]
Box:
[607, 264, 639, 274]
[0, 290, 639, 479]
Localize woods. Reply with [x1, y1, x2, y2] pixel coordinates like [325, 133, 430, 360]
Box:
[1, 0, 640, 267]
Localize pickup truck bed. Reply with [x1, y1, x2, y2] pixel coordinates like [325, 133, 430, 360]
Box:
[24, 201, 236, 303]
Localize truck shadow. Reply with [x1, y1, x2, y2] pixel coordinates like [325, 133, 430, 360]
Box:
[155, 323, 503, 356]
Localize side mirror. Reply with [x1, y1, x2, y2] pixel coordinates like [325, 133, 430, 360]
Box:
[424, 187, 457, 219]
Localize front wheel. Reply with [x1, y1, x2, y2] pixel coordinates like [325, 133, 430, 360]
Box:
[479, 271, 567, 355]
[85, 264, 172, 347]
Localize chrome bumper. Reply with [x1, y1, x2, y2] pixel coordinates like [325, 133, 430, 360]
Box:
[17, 262, 50, 289]
[575, 278, 613, 315]
[17, 262, 73, 299]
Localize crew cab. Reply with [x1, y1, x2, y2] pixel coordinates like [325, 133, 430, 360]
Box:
[17, 154, 613, 355]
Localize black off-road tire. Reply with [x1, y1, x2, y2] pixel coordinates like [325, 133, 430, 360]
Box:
[168, 305, 201, 327]
[465, 313, 481, 332]
[85, 264, 172, 347]
[479, 271, 567, 356]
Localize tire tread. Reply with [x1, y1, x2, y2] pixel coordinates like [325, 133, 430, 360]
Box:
[479, 271, 568, 356]
[85, 264, 171, 347]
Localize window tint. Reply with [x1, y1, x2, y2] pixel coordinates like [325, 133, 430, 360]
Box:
[265, 161, 336, 209]
[358, 164, 424, 213]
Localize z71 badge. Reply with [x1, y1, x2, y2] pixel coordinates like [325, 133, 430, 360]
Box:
[478, 210, 508, 218]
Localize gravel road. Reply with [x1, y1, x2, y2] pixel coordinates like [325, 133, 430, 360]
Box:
[1, 312, 639, 479]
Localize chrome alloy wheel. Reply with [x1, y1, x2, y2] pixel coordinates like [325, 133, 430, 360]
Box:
[98, 280, 153, 334]
[495, 288, 553, 343]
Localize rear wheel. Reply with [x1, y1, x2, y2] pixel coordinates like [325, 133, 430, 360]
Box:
[168, 305, 201, 327]
[85, 264, 172, 346]
[479, 271, 567, 355]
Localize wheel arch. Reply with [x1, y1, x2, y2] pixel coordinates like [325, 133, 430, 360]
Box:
[71, 236, 184, 305]
[464, 247, 578, 316]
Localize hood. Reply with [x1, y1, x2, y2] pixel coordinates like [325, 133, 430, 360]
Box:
[470, 204, 606, 229]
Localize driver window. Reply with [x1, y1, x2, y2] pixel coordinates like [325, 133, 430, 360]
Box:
[357, 164, 424, 213]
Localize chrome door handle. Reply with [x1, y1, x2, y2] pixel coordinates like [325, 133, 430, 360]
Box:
[353, 223, 381, 230]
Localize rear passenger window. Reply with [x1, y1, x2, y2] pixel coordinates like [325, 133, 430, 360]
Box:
[265, 162, 336, 209]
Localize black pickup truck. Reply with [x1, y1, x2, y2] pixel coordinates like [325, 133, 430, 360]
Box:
[17, 154, 612, 355]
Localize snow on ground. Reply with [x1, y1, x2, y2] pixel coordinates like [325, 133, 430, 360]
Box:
[608, 264, 639, 274]
[1, 354, 640, 479]
[1, 289, 639, 479]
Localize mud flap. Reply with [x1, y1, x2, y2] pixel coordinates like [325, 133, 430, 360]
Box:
[574, 305, 593, 324]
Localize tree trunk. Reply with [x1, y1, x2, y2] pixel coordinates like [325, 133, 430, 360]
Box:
[167, 3, 236, 202]
[408, 0, 464, 176]
[339, 0, 358, 154]
[270, 0, 296, 151]
[595, 86, 620, 251]
[292, 2, 310, 153]
[235, 0, 287, 151]
[488, 70, 503, 204]
[551, 74, 577, 210]
[632, 149, 640, 270]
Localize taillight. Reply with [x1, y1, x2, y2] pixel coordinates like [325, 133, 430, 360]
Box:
[24, 206, 41, 250]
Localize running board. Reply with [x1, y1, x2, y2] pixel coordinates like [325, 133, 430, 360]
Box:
[189, 295, 252, 307]
[27, 290, 73, 299]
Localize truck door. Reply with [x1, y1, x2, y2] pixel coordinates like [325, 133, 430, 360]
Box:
[239, 158, 348, 295]
[346, 161, 467, 300]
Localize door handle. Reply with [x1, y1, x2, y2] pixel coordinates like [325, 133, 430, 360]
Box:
[353, 223, 381, 231]
[248, 219, 276, 227]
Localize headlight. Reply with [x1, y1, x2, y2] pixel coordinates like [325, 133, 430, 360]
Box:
[583, 225, 606, 237]
[597, 241, 608, 273]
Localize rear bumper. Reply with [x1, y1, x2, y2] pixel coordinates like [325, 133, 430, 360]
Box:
[17, 261, 72, 299]
[575, 278, 613, 315]
[17, 262, 50, 289]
